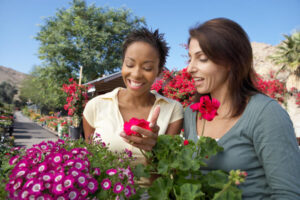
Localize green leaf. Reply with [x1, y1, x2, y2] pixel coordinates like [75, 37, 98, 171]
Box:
[179, 183, 204, 200]
[212, 185, 242, 200]
[148, 177, 173, 200]
[132, 164, 150, 179]
[205, 170, 229, 189]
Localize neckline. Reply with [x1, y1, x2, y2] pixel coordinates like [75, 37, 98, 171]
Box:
[192, 94, 255, 143]
[115, 88, 157, 124]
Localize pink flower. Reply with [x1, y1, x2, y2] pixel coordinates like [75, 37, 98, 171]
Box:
[68, 188, 80, 200]
[52, 153, 63, 164]
[80, 188, 88, 197]
[124, 185, 132, 198]
[9, 155, 20, 165]
[54, 172, 65, 183]
[37, 162, 47, 173]
[190, 95, 220, 121]
[18, 189, 29, 200]
[106, 168, 117, 176]
[63, 175, 74, 189]
[101, 178, 111, 190]
[87, 178, 98, 193]
[30, 181, 43, 195]
[123, 118, 151, 136]
[77, 173, 88, 187]
[52, 183, 64, 195]
[93, 168, 101, 176]
[74, 160, 85, 170]
[113, 182, 124, 194]
[42, 173, 53, 182]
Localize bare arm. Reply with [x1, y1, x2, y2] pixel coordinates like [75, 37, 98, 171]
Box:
[165, 119, 183, 135]
[83, 116, 95, 143]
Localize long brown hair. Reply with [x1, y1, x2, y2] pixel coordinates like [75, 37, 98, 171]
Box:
[189, 18, 260, 117]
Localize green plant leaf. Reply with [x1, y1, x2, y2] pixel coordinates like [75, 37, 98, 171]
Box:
[179, 183, 204, 200]
[212, 185, 242, 200]
[148, 177, 173, 200]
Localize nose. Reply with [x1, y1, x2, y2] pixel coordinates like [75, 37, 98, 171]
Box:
[131, 66, 142, 79]
[187, 59, 196, 74]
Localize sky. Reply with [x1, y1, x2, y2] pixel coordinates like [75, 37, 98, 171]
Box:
[0, 0, 299, 75]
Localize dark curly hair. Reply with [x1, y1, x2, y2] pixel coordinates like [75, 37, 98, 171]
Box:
[122, 27, 169, 72]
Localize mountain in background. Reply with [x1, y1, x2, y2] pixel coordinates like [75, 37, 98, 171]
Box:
[0, 65, 29, 89]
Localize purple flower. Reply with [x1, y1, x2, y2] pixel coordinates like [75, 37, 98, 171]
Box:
[18, 189, 29, 200]
[16, 160, 28, 168]
[37, 162, 47, 173]
[30, 180, 43, 195]
[68, 188, 80, 200]
[80, 188, 88, 197]
[87, 178, 98, 193]
[64, 159, 75, 167]
[113, 182, 124, 194]
[101, 178, 111, 190]
[52, 182, 64, 195]
[15, 168, 27, 178]
[53, 153, 63, 164]
[54, 172, 65, 183]
[41, 173, 53, 182]
[9, 155, 19, 165]
[69, 168, 80, 177]
[106, 168, 117, 176]
[77, 173, 88, 187]
[63, 175, 74, 189]
[23, 178, 34, 188]
[124, 185, 132, 198]
[12, 178, 22, 191]
[93, 168, 101, 176]
[74, 160, 85, 170]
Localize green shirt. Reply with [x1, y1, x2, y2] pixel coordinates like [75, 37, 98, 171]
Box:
[183, 93, 300, 199]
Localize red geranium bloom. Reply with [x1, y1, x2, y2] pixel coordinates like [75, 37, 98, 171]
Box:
[183, 140, 189, 146]
[190, 95, 220, 121]
[123, 118, 151, 136]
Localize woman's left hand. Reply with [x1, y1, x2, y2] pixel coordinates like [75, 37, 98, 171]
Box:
[120, 106, 160, 151]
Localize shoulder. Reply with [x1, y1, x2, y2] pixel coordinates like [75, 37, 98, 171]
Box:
[85, 88, 122, 109]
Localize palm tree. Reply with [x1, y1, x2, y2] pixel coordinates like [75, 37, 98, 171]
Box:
[270, 31, 300, 77]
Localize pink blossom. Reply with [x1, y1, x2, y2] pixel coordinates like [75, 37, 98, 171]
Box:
[113, 182, 124, 194]
[101, 178, 111, 190]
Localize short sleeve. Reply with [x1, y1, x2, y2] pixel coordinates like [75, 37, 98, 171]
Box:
[169, 101, 184, 123]
[253, 100, 300, 199]
[83, 99, 96, 128]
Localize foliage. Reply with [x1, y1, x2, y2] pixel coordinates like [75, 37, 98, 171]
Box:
[151, 68, 195, 107]
[63, 78, 89, 127]
[0, 81, 17, 104]
[19, 66, 69, 111]
[270, 31, 300, 76]
[133, 135, 246, 200]
[0, 135, 139, 199]
[35, 0, 145, 82]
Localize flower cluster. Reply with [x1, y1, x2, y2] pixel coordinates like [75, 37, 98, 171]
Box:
[123, 118, 151, 136]
[6, 139, 99, 200]
[151, 68, 195, 107]
[255, 73, 287, 104]
[190, 95, 220, 121]
[63, 78, 90, 127]
[4, 135, 139, 200]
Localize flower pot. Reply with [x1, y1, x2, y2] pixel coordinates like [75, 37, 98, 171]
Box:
[69, 126, 82, 139]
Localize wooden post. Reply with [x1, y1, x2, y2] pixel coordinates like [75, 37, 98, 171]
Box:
[79, 66, 83, 86]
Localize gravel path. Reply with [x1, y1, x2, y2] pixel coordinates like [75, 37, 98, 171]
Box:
[13, 111, 58, 148]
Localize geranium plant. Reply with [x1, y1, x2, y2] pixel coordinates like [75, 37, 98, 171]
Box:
[130, 96, 246, 200]
[62, 78, 89, 128]
[1, 134, 139, 200]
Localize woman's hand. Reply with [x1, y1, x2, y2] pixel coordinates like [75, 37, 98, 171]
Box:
[120, 105, 160, 151]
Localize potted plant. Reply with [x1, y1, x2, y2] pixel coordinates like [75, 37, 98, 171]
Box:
[63, 78, 89, 139]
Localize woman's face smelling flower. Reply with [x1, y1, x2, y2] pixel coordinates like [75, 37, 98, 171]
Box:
[187, 38, 230, 96]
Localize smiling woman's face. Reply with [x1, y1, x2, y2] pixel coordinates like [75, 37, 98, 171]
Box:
[122, 41, 160, 96]
[187, 38, 230, 96]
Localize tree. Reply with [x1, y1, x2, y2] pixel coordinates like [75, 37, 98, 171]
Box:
[35, 0, 145, 82]
[0, 82, 17, 104]
[270, 31, 300, 77]
[19, 66, 69, 112]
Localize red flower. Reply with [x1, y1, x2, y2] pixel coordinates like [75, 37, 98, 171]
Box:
[190, 95, 220, 121]
[183, 140, 189, 146]
[123, 118, 151, 136]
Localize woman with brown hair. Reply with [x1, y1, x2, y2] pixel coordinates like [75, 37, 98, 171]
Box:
[183, 18, 300, 199]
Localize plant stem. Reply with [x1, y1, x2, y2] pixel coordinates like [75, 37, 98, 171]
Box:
[212, 182, 231, 200]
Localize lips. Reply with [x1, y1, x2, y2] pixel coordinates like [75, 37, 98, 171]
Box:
[127, 79, 144, 89]
[193, 77, 204, 86]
